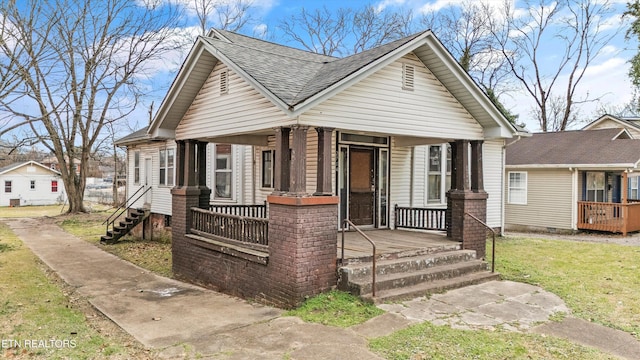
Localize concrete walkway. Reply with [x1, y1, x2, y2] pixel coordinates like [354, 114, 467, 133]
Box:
[4, 217, 640, 359]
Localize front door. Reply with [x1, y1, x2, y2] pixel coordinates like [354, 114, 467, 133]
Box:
[349, 148, 375, 226]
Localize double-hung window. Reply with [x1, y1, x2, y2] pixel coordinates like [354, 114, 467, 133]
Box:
[508, 172, 527, 204]
[30, 180, 36, 190]
[214, 144, 233, 199]
[134, 150, 140, 185]
[585, 172, 605, 202]
[159, 148, 175, 186]
[426, 144, 452, 204]
[261, 150, 274, 188]
[630, 176, 640, 200]
[4, 180, 12, 193]
[51, 180, 58, 193]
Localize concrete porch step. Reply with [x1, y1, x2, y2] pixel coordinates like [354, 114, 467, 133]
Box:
[346, 259, 489, 295]
[341, 243, 461, 265]
[362, 270, 500, 304]
[340, 250, 477, 281]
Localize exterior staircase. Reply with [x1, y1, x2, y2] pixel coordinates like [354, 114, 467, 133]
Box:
[100, 208, 148, 244]
[337, 248, 499, 303]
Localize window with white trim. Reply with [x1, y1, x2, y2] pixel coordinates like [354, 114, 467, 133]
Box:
[51, 180, 58, 193]
[586, 172, 605, 202]
[261, 150, 274, 188]
[508, 172, 527, 204]
[426, 144, 452, 204]
[134, 150, 140, 185]
[30, 180, 36, 190]
[159, 148, 175, 186]
[630, 176, 640, 200]
[4, 180, 12, 193]
[214, 144, 233, 199]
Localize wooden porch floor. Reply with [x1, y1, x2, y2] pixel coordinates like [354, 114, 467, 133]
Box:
[337, 229, 460, 260]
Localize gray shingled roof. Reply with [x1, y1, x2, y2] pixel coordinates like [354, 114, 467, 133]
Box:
[207, 30, 426, 106]
[506, 128, 640, 167]
[114, 126, 150, 145]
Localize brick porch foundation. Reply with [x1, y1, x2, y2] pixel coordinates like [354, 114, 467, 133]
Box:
[171, 189, 339, 309]
[448, 190, 488, 259]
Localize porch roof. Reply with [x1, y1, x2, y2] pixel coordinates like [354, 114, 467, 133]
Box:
[148, 29, 522, 140]
[506, 128, 640, 169]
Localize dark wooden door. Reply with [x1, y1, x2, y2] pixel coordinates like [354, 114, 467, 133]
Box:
[349, 148, 374, 226]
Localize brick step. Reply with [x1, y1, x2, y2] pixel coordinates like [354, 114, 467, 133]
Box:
[340, 250, 477, 281]
[362, 271, 501, 304]
[345, 260, 489, 296]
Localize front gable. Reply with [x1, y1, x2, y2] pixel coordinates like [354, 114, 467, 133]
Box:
[300, 53, 483, 141]
[175, 62, 289, 142]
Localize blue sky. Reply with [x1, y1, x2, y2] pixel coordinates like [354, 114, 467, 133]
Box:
[135, 0, 635, 133]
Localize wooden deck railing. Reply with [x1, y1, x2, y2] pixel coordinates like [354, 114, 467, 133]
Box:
[577, 201, 640, 236]
[394, 205, 447, 231]
[191, 207, 268, 249]
[209, 201, 267, 218]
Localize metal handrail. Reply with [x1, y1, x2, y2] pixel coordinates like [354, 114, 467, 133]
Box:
[464, 212, 496, 273]
[102, 185, 152, 233]
[340, 219, 377, 297]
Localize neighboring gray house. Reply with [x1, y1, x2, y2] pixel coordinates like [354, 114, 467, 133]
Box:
[505, 128, 640, 235]
[0, 160, 66, 207]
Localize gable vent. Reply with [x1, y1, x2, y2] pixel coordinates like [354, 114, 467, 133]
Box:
[402, 63, 414, 90]
[220, 70, 229, 94]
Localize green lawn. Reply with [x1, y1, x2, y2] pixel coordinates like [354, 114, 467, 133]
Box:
[490, 236, 640, 336]
[0, 222, 148, 359]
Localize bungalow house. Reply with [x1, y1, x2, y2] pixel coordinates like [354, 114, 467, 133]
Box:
[504, 128, 640, 235]
[119, 29, 521, 307]
[0, 160, 66, 207]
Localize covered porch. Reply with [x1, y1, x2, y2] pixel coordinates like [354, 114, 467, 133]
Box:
[577, 171, 640, 236]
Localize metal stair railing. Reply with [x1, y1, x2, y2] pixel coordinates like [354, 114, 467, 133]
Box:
[340, 219, 377, 298]
[464, 212, 496, 273]
[102, 185, 152, 237]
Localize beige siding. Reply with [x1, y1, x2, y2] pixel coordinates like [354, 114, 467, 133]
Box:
[588, 119, 640, 138]
[300, 54, 484, 140]
[389, 139, 412, 226]
[484, 140, 504, 228]
[505, 168, 573, 230]
[176, 63, 291, 140]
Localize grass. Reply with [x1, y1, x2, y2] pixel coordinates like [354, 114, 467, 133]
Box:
[369, 321, 615, 360]
[488, 236, 640, 336]
[0, 204, 66, 218]
[0, 222, 147, 359]
[0, 203, 111, 218]
[56, 211, 173, 278]
[284, 290, 384, 327]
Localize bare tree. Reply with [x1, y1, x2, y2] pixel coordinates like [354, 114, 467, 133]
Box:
[279, 5, 414, 56]
[0, 0, 181, 213]
[194, 0, 255, 35]
[491, 0, 621, 131]
[421, 1, 518, 124]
